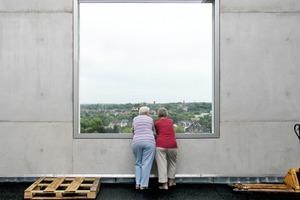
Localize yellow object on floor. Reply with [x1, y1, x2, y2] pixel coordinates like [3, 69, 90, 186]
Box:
[231, 168, 300, 193]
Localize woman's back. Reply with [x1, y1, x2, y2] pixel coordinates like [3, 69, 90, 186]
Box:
[132, 115, 155, 144]
[155, 118, 178, 148]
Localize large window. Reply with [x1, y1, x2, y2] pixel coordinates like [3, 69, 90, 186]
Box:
[74, 0, 219, 139]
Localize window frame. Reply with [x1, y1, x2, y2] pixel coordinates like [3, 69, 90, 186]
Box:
[73, 0, 219, 139]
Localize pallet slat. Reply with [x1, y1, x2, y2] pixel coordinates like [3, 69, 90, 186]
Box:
[24, 177, 101, 199]
[65, 178, 84, 192]
[88, 178, 101, 199]
[44, 177, 66, 192]
[90, 178, 101, 192]
[24, 178, 45, 199]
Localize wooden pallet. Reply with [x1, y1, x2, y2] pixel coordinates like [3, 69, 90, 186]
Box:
[24, 177, 101, 199]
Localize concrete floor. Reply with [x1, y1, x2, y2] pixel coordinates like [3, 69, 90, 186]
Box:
[1, 181, 300, 200]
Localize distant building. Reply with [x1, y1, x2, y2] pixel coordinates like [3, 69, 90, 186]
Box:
[120, 119, 129, 127]
[185, 123, 210, 133]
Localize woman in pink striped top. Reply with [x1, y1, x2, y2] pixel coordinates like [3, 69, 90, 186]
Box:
[132, 106, 156, 190]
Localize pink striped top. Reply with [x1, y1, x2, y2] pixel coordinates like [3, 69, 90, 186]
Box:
[132, 115, 155, 145]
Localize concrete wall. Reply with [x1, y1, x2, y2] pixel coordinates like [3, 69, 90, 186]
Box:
[1, 0, 300, 180]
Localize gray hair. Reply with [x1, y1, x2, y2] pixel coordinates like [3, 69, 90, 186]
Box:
[139, 106, 150, 115]
[157, 108, 168, 117]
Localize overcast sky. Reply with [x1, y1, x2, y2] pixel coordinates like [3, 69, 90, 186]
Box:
[79, 3, 212, 104]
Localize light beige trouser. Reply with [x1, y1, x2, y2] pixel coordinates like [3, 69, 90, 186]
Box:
[155, 147, 178, 183]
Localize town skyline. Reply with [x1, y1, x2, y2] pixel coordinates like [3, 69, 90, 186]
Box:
[80, 101, 212, 134]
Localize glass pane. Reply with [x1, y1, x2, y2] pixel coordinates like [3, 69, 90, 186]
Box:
[79, 3, 213, 134]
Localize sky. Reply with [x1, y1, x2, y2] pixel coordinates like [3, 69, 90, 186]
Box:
[79, 3, 212, 104]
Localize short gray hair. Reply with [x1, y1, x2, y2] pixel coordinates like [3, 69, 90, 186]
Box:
[157, 108, 168, 117]
[139, 106, 150, 115]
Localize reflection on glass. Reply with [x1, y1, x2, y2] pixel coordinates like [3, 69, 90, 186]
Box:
[79, 3, 212, 134]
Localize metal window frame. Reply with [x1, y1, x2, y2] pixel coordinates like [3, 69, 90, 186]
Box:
[73, 0, 220, 139]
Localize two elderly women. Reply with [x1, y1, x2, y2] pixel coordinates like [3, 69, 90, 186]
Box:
[132, 106, 178, 190]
